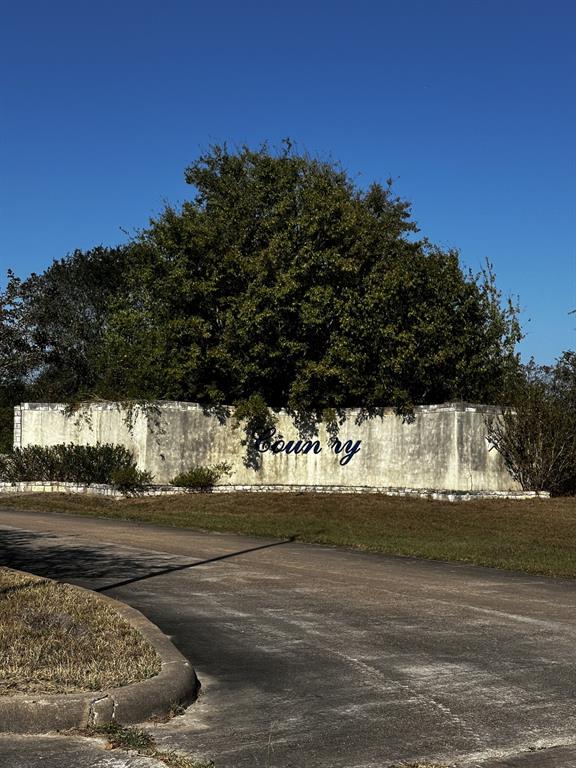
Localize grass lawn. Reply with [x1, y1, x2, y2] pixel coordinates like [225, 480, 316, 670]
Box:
[2, 492, 576, 579]
[0, 567, 160, 695]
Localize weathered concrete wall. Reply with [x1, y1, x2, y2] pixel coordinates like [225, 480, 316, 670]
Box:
[14, 401, 519, 491]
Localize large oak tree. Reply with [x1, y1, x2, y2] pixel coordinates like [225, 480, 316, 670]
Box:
[98, 142, 522, 420]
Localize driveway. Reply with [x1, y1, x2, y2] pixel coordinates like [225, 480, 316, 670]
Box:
[1, 506, 576, 768]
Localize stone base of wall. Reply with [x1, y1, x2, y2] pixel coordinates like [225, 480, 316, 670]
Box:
[0, 481, 550, 502]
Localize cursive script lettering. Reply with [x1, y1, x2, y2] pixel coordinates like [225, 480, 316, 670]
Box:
[255, 427, 361, 465]
[256, 427, 322, 456]
[328, 437, 362, 466]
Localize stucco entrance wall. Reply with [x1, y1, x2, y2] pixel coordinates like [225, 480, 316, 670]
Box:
[14, 401, 518, 491]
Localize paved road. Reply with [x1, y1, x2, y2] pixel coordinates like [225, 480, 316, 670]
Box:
[1, 506, 576, 768]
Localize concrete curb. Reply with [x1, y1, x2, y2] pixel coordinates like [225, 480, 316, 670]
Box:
[0, 572, 200, 734]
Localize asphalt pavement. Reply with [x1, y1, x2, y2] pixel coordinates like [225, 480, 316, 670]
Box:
[1, 505, 576, 768]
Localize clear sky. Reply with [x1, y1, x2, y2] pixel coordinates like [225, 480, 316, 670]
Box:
[1, 0, 574, 364]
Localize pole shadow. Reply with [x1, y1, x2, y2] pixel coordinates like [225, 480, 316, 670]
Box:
[0, 526, 295, 591]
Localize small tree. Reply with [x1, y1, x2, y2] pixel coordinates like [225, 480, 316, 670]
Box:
[486, 353, 576, 495]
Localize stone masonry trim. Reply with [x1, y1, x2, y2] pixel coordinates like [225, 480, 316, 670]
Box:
[0, 480, 549, 502]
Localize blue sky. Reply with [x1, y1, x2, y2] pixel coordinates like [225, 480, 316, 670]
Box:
[1, 0, 574, 364]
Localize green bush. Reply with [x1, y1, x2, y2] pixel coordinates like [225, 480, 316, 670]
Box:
[170, 462, 232, 490]
[109, 466, 153, 495]
[0, 443, 153, 488]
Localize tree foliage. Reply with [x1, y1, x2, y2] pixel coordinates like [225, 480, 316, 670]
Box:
[97, 142, 522, 418]
[0, 141, 523, 455]
[0, 246, 129, 450]
[0, 246, 129, 403]
[486, 353, 576, 495]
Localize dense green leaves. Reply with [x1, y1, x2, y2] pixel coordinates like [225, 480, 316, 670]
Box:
[1, 247, 129, 403]
[0, 247, 125, 448]
[0, 443, 145, 485]
[1, 143, 522, 429]
[98, 143, 521, 416]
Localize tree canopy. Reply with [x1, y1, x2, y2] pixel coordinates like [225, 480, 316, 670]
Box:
[97, 142, 522, 418]
[2, 142, 522, 435]
[0, 246, 129, 402]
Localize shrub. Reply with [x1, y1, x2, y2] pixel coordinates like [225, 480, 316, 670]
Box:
[486, 353, 576, 495]
[0, 443, 153, 489]
[170, 462, 232, 490]
[110, 466, 153, 495]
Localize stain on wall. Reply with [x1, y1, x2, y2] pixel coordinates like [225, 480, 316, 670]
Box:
[14, 401, 518, 491]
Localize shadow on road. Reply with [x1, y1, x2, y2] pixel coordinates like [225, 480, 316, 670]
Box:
[95, 537, 296, 592]
[0, 526, 294, 590]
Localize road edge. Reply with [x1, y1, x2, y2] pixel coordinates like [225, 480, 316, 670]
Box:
[0, 569, 200, 734]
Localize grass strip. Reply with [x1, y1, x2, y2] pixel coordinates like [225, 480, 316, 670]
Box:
[0, 567, 160, 695]
[2, 492, 576, 579]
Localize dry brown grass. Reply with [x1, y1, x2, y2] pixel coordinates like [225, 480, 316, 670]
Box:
[3, 491, 576, 578]
[0, 567, 160, 695]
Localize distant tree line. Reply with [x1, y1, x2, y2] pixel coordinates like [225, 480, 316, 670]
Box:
[2, 142, 571, 494]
